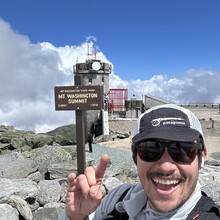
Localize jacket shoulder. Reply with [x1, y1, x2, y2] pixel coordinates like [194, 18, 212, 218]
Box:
[187, 192, 220, 219]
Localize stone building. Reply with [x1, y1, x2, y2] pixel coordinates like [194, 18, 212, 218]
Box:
[73, 59, 112, 137]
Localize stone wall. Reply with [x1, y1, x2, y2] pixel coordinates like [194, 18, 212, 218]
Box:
[109, 105, 220, 136]
[109, 118, 137, 136]
[182, 105, 220, 121]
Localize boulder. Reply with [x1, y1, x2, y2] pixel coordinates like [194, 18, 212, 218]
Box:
[0, 153, 37, 179]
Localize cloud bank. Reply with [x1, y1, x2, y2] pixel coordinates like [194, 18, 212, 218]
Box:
[112, 70, 220, 104]
[0, 18, 219, 133]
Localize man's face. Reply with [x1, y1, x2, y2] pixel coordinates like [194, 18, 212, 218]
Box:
[136, 141, 200, 213]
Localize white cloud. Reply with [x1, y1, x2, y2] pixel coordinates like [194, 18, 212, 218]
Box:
[109, 74, 130, 88]
[109, 70, 220, 104]
[0, 18, 220, 133]
[0, 19, 110, 133]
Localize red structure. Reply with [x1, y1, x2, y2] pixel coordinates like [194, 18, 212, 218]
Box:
[108, 88, 128, 112]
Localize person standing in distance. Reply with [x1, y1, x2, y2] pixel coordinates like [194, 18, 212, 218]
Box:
[59, 104, 220, 220]
[87, 132, 93, 153]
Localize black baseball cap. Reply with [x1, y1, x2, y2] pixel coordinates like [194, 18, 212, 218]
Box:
[132, 104, 204, 143]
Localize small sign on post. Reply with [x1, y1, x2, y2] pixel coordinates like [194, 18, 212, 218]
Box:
[54, 85, 103, 111]
[54, 85, 103, 174]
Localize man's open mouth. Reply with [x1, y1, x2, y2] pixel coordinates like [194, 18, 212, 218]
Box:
[152, 177, 180, 191]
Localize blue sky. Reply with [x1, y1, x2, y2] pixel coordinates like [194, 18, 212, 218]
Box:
[0, 0, 220, 132]
[1, 0, 220, 80]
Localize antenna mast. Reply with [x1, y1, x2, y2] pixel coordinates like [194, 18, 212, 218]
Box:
[87, 43, 97, 60]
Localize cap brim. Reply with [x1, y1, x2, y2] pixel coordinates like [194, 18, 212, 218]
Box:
[132, 127, 201, 143]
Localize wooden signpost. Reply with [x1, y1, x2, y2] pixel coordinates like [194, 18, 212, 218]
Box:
[54, 77, 103, 174]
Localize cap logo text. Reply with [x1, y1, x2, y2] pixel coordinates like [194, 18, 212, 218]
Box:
[151, 117, 186, 127]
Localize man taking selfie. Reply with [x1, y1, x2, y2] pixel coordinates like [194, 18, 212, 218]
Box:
[60, 104, 220, 220]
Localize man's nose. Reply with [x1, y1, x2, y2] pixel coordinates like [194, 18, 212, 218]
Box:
[157, 148, 176, 171]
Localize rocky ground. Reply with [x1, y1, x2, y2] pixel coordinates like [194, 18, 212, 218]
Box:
[0, 124, 219, 219]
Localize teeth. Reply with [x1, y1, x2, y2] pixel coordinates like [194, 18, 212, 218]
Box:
[153, 178, 179, 185]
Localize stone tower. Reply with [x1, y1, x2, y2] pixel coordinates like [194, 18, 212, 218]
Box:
[73, 59, 112, 137]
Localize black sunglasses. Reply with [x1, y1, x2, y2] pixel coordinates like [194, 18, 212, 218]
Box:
[135, 139, 203, 164]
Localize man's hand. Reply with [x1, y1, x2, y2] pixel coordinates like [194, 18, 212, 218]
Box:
[65, 154, 110, 220]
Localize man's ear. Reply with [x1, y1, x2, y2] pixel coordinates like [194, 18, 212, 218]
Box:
[202, 146, 207, 158]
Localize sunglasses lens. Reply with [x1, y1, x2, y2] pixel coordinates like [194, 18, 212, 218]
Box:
[169, 143, 197, 163]
[136, 140, 199, 164]
[137, 141, 164, 162]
